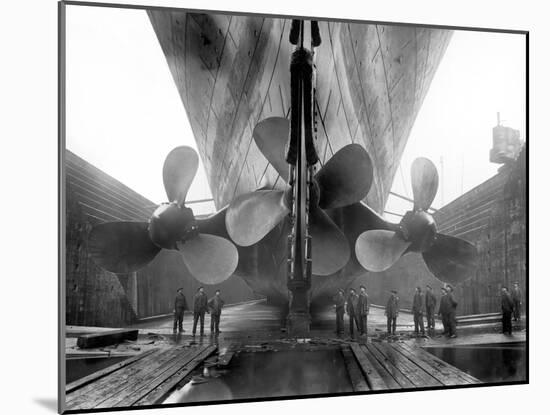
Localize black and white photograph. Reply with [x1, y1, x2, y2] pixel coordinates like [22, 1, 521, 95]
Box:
[55, 0, 529, 413]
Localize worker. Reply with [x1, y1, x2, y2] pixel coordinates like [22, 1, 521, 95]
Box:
[385, 290, 399, 335]
[501, 286, 514, 335]
[334, 289, 346, 335]
[192, 286, 209, 337]
[346, 288, 360, 337]
[173, 287, 188, 334]
[438, 287, 449, 336]
[412, 286, 425, 336]
[208, 290, 225, 335]
[511, 282, 522, 322]
[357, 285, 370, 336]
[446, 285, 458, 338]
[425, 284, 437, 333]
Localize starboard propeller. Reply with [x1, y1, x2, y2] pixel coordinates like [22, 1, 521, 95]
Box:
[89, 146, 238, 285]
[355, 157, 478, 284]
[225, 116, 373, 276]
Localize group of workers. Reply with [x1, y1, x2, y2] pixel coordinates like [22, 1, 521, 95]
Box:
[173, 286, 225, 336]
[334, 281, 523, 338]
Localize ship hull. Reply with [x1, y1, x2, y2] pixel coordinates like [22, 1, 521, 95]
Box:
[148, 10, 452, 305]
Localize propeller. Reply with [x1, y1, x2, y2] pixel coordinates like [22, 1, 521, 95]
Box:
[226, 116, 372, 275]
[88, 146, 239, 285]
[355, 157, 478, 284]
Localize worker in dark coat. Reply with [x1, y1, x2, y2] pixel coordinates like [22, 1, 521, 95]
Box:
[192, 286, 209, 336]
[208, 290, 225, 334]
[511, 282, 522, 322]
[346, 288, 360, 337]
[438, 287, 450, 335]
[357, 285, 370, 336]
[501, 287, 514, 335]
[334, 289, 346, 335]
[412, 286, 425, 336]
[425, 284, 437, 332]
[446, 285, 458, 338]
[173, 287, 188, 333]
[385, 290, 399, 335]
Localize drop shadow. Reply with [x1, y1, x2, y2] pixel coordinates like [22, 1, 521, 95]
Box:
[34, 398, 57, 413]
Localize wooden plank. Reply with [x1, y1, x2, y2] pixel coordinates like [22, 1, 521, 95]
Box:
[349, 343, 388, 390]
[373, 343, 442, 388]
[76, 329, 139, 349]
[97, 347, 210, 408]
[398, 343, 480, 384]
[134, 345, 218, 406]
[364, 343, 415, 388]
[66, 348, 181, 409]
[66, 349, 157, 393]
[341, 345, 370, 392]
[392, 343, 470, 386]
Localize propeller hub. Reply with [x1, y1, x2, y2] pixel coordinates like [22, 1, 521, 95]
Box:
[399, 210, 437, 252]
[148, 202, 197, 249]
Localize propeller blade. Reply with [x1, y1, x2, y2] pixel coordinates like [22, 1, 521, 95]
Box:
[178, 234, 239, 284]
[422, 233, 478, 285]
[355, 230, 410, 272]
[196, 206, 230, 239]
[225, 190, 289, 246]
[411, 157, 439, 211]
[163, 146, 199, 205]
[316, 144, 373, 210]
[88, 222, 161, 273]
[252, 117, 290, 182]
[309, 206, 350, 276]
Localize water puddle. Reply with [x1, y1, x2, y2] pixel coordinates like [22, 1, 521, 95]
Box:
[425, 342, 526, 383]
[163, 348, 352, 403]
[66, 356, 129, 384]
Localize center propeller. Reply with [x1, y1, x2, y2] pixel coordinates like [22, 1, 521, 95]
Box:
[355, 157, 478, 285]
[225, 116, 373, 276]
[88, 146, 239, 285]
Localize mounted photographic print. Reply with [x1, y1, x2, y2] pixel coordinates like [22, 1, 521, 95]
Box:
[59, 0, 527, 413]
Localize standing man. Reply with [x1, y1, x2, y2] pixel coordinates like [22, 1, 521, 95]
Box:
[173, 287, 188, 334]
[385, 290, 399, 335]
[357, 285, 370, 337]
[511, 282, 522, 322]
[425, 284, 437, 333]
[334, 289, 346, 335]
[346, 288, 360, 337]
[208, 290, 225, 335]
[446, 285, 458, 338]
[192, 286, 209, 337]
[501, 286, 514, 335]
[412, 286, 425, 336]
[438, 287, 449, 336]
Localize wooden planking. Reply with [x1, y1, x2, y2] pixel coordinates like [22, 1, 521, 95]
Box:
[134, 344, 217, 406]
[66, 348, 180, 409]
[65, 345, 217, 410]
[392, 343, 471, 386]
[372, 342, 442, 387]
[97, 346, 215, 408]
[397, 343, 480, 384]
[341, 346, 370, 392]
[364, 343, 415, 388]
[66, 349, 157, 393]
[349, 343, 389, 390]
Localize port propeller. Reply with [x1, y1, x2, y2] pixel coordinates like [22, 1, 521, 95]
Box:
[355, 157, 478, 284]
[89, 146, 239, 285]
[226, 116, 373, 276]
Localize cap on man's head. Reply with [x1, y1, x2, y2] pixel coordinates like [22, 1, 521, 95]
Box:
[198, 286, 204, 291]
[391, 289, 398, 294]
[446, 284, 454, 292]
[360, 285, 366, 290]
[177, 287, 184, 292]
[426, 284, 432, 289]
[338, 288, 344, 294]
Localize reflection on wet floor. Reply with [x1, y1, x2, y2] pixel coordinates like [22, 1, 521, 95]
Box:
[425, 343, 526, 383]
[163, 347, 352, 404]
[66, 356, 129, 384]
